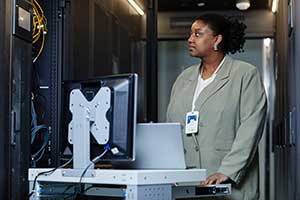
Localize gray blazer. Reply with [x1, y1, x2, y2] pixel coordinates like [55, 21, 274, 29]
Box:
[166, 55, 267, 200]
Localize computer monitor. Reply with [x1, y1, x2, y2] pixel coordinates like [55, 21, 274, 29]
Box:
[61, 74, 137, 164]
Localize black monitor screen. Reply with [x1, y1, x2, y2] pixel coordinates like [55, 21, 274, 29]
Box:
[61, 74, 137, 164]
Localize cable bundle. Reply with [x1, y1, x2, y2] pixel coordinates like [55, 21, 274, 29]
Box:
[31, 94, 50, 167]
[32, 0, 47, 63]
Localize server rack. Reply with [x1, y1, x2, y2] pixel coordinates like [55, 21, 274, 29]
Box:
[0, 0, 32, 198]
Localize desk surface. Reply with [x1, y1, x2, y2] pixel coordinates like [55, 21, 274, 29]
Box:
[28, 168, 206, 185]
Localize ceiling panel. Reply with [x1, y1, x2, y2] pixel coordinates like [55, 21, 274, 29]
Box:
[158, 0, 270, 12]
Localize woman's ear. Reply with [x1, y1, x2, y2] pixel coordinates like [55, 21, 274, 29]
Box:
[215, 34, 223, 46]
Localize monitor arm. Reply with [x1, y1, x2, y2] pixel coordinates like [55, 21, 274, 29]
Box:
[68, 87, 111, 169]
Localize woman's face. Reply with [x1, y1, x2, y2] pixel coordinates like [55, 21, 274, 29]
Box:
[188, 20, 217, 58]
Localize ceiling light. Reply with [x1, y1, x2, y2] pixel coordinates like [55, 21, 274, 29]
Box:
[128, 0, 144, 16]
[272, 0, 279, 13]
[197, 2, 205, 7]
[236, 0, 251, 10]
[264, 38, 271, 47]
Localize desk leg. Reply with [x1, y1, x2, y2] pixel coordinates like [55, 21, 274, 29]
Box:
[126, 184, 172, 200]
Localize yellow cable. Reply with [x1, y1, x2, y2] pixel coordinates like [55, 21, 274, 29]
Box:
[32, 0, 47, 62]
[34, 0, 44, 15]
[33, 32, 45, 63]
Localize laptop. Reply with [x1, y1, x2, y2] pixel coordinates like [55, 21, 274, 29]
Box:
[129, 123, 187, 169]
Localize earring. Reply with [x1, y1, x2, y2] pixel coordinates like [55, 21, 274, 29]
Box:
[213, 43, 218, 51]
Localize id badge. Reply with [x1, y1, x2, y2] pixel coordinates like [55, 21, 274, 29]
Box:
[185, 111, 199, 135]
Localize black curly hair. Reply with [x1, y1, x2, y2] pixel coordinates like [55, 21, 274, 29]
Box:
[194, 13, 247, 54]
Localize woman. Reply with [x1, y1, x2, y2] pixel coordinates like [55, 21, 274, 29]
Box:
[166, 14, 267, 200]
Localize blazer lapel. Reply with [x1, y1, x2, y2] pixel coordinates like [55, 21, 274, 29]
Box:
[195, 55, 233, 111]
[183, 64, 200, 112]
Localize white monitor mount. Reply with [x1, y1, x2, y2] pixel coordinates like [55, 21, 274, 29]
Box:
[68, 87, 111, 169]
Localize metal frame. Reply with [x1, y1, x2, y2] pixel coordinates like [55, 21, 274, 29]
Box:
[295, 0, 300, 199]
[146, 0, 158, 122]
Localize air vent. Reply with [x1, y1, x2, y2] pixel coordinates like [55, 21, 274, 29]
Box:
[170, 17, 195, 28]
[170, 14, 245, 29]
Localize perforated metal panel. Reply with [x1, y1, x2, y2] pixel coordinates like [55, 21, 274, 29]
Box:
[126, 185, 172, 200]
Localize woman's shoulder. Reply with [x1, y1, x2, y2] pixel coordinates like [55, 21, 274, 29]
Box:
[170, 64, 199, 94]
[176, 64, 199, 82]
[229, 57, 259, 77]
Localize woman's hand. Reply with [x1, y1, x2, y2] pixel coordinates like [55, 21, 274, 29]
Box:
[201, 173, 229, 185]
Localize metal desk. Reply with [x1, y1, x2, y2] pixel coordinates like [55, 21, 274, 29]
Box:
[28, 168, 231, 199]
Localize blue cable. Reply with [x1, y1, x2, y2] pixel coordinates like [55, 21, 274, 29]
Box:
[104, 143, 111, 151]
[31, 98, 50, 165]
